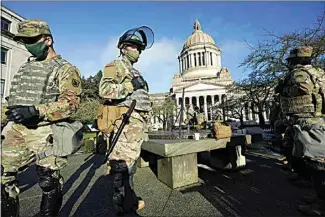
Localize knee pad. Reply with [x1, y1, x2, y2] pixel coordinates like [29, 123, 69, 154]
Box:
[110, 160, 128, 173]
[36, 165, 60, 193]
[113, 173, 124, 188]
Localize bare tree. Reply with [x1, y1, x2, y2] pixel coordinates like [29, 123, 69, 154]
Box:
[236, 8, 325, 125]
[213, 93, 248, 125]
[152, 96, 176, 131]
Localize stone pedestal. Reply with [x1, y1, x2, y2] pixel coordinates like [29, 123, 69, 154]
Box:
[157, 153, 198, 189]
[210, 145, 246, 170]
[141, 138, 229, 188]
[209, 134, 249, 171]
[137, 157, 149, 168]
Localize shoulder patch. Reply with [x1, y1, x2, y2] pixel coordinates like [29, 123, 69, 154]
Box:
[105, 63, 115, 67]
[105, 60, 121, 68]
[72, 78, 80, 87]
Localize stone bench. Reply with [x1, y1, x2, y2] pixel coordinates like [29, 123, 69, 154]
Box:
[209, 134, 251, 171]
[139, 138, 230, 189]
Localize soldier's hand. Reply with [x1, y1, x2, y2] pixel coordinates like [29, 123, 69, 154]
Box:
[131, 76, 146, 90]
[6, 105, 40, 124]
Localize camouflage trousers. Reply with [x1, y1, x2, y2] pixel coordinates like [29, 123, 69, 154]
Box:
[1, 122, 67, 198]
[107, 111, 148, 168]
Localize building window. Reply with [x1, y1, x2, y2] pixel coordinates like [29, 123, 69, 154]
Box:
[1, 17, 11, 31]
[202, 52, 205, 66]
[194, 53, 197, 66]
[198, 53, 202, 66]
[1, 47, 8, 65]
[210, 52, 213, 66]
[182, 58, 185, 71]
[0, 79, 5, 100]
[186, 55, 189, 69]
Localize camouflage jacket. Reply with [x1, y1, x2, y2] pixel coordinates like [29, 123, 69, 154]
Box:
[2, 55, 82, 125]
[278, 64, 325, 126]
[99, 56, 135, 100]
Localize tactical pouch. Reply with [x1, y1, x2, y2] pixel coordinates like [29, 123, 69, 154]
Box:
[51, 121, 84, 157]
[212, 122, 232, 140]
[97, 104, 128, 134]
[293, 123, 325, 159]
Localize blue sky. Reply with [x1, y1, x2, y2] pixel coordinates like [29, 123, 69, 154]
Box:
[3, 1, 324, 93]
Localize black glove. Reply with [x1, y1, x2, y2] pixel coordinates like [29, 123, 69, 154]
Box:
[5, 105, 40, 124]
[131, 76, 146, 91]
[275, 79, 284, 93]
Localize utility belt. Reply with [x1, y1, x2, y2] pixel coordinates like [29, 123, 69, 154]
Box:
[280, 95, 315, 114]
[97, 100, 149, 134]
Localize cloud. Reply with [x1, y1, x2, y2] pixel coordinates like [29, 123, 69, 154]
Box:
[135, 38, 183, 93]
[62, 36, 251, 94]
[64, 37, 183, 94]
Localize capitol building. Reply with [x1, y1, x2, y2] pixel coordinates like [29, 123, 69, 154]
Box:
[150, 20, 270, 127]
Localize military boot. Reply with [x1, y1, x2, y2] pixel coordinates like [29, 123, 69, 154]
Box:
[1, 183, 20, 217]
[298, 200, 325, 216]
[36, 166, 63, 217]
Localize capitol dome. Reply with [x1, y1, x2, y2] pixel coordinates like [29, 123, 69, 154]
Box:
[183, 20, 217, 50]
[178, 20, 222, 79]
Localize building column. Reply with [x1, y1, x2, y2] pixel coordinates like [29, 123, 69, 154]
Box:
[213, 53, 216, 67]
[196, 96, 200, 109]
[206, 51, 210, 66]
[204, 95, 208, 120]
[191, 53, 195, 68]
[211, 95, 215, 107]
[178, 57, 181, 73]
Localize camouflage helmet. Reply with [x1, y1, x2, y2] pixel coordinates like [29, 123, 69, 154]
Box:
[286, 46, 313, 60]
[13, 19, 52, 42]
[117, 26, 154, 51]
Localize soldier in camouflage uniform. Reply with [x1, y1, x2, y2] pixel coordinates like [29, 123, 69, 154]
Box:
[98, 26, 154, 216]
[269, 94, 287, 161]
[185, 104, 195, 126]
[194, 106, 206, 130]
[1, 20, 82, 217]
[275, 46, 325, 216]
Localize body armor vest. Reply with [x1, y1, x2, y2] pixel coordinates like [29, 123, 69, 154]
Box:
[280, 65, 325, 118]
[117, 59, 151, 112]
[8, 56, 70, 107]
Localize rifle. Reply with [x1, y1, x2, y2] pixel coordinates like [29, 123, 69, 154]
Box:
[103, 100, 137, 164]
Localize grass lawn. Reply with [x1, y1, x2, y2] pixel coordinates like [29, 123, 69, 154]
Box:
[83, 132, 97, 140]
